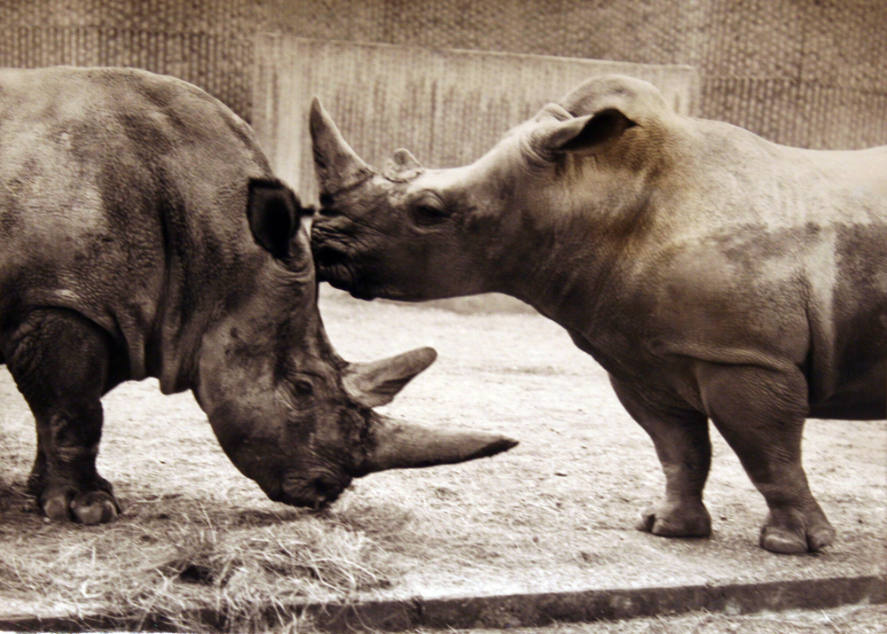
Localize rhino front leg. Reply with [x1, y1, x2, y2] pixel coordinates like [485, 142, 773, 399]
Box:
[698, 363, 835, 554]
[4, 309, 120, 524]
[610, 376, 713, 538]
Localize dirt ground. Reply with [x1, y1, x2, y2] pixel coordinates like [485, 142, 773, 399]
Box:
[0, 287, 885, 630]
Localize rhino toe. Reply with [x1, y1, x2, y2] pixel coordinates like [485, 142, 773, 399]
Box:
[72, 491, 121, 524]
[759, 507, 836, 554]
[40, 485, 121, 524]
[807, 524, 837, 552]
[759, 526, 808, 554]
[636, 500, 711, 538]
[43, 494, 72, 522]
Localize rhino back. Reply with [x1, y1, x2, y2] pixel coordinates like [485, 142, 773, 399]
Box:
[635, 120, 887, 414]
[0, 67, 273, 386]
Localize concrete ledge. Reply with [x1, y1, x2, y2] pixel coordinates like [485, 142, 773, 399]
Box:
[2, 574, 884, 632]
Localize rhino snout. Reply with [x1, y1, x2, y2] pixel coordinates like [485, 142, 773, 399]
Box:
[311, 229, 379, 298]
[311, 222, 351, 272]
[275, 468, 352, 510]
[313, 243, 348, 273]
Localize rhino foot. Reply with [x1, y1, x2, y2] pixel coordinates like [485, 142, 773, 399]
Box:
[7, 309, 123, 525]
[636, 499, 712, 537]
[759, 507, 835, 554]
[29, 457, 121, 524]
[41, 482, 121, 524]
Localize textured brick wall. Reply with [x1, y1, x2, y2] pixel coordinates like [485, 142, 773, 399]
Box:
[0, 0, 884, 149]
[0, 0, 255, 119]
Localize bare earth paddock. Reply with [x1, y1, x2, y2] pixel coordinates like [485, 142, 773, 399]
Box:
[1, 287, 884, 632]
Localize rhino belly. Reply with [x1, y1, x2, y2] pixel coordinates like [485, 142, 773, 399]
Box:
[807, 359, 886, 419]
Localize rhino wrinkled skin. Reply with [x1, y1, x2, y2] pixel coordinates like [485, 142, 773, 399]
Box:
[310, 74, 887, 554]
[0, 67, 515, 524]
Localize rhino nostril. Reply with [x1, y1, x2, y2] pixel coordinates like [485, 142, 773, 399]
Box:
[310, 475, 348, 509]
[313, 476, 336, 497]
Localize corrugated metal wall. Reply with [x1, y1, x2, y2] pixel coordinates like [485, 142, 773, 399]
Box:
[253, 37, 698, 200]
[0, 0, 884, 151]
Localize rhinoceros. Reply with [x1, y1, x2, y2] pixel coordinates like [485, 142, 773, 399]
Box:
[309, 74, 887, 554]
[0, 66, 516, 524]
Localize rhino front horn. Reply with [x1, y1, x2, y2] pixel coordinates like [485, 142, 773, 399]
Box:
[309, 97, 374, 194]
[359, 417, 518, 474]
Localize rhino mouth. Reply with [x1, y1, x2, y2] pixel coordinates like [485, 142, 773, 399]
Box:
[311, 223, 349, 276]
[311, 240, 377, 300]
[313, 243, 348, 276]
[270, 469, 352, 510]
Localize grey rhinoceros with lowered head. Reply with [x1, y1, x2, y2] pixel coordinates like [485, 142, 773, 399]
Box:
[0, 66, 516, 524]
[310, 74, 887, 554]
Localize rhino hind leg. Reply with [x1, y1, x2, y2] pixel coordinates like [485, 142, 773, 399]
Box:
[698, 363, 835, 554]
[4, 309, 121, 524]
[610, 376, 713, 538]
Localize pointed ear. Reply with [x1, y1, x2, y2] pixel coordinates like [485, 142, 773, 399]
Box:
[343, 347, 437, 408]
[247, 178, 300, 259]
[539, 107, 636, 154]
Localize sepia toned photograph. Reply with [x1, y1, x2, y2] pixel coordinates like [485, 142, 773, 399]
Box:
[0, 1, 884, 631]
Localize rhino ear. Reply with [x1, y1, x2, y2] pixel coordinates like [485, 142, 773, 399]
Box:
[540, 107, 636, 154]
[533, 102, 573, 122]
[383, 148, 424, 180]
[247, 178, 300, 259]
[343, 347, 437, 408]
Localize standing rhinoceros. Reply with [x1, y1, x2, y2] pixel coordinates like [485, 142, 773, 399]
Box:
[309, 74, 887, 554]
[0, 66, 516, 524]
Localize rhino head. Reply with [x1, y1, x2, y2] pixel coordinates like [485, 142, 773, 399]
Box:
[194, 179, 516, 509]
[309, 76, 652, 303]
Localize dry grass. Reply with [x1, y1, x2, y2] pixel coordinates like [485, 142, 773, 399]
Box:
[1, 288, 885, 632]
[0, 491, 397, 630]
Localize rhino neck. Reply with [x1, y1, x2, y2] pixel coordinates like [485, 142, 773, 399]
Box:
[492, 179, 656, 333]
[147, 215, 280, 395]
[146, 257, 207, 394]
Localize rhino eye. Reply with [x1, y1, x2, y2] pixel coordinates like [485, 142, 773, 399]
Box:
[293, 379, 315, 396]
[411, 200, 449, 226]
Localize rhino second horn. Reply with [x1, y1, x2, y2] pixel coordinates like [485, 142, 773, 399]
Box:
[359, 417, 519, 474]
[309, 97, 374, 194]
[343, 346, 438, 408]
